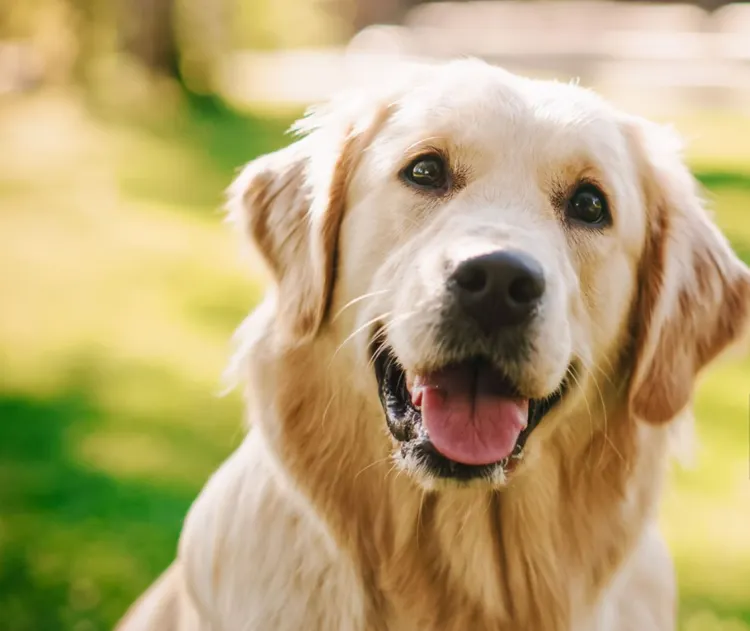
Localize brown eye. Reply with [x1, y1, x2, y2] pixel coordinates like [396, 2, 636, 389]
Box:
[567, 184, 609, 226]
[402, 154, 447, 190]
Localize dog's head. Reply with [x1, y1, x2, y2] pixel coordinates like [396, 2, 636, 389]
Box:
[229, 60, 750, 490]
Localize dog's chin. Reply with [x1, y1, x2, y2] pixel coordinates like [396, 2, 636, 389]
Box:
[372, 341, 573, 489]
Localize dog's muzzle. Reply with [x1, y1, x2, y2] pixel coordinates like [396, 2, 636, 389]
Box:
[370, 249, 571, 482]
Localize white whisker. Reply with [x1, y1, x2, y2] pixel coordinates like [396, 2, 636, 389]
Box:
[332, 289, 392, 322]
[404, 136, 446, 155]
[416, 489, 428, 550]
[354, 456, 392, 482]
[330, 312, 392, 366]
[319, 392, 338, 430]
[568, 367, 594, 463]
[382, 310, 419, 332]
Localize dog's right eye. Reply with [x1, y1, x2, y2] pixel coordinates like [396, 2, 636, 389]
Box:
[401, 154, 448, 191]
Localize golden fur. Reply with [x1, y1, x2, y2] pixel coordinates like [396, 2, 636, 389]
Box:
[116, 60, 750, 631]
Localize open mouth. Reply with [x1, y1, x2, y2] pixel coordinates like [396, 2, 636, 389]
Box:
[372, 340, 571, 482]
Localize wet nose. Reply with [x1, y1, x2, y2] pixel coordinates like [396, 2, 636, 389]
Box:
[449, 250, 546, 333]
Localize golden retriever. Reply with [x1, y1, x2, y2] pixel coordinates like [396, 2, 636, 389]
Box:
[116, 59, 750, 631]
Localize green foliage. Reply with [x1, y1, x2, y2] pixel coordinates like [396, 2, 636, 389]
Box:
[0, 94, 748, 630]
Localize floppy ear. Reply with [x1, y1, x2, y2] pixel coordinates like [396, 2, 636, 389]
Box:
[227, 101, 390, 346]
[626, 119, 750, 424]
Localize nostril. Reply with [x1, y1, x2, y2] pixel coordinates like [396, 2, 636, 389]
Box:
[454, 264, 488, 294]
[450, 250, 545, 331]
[508, 274, 545, 304]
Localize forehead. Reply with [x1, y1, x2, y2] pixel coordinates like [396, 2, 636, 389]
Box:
[373, 62, 628, 169]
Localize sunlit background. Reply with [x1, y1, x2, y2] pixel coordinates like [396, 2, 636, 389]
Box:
[0, 1, 749, 629]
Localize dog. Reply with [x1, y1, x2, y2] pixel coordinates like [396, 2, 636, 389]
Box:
[116, 59, 750, 631]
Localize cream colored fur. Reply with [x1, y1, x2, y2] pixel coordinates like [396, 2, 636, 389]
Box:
[116, 60, 750, 631]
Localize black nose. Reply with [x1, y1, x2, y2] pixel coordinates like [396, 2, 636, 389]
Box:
[449, 250, 546, 332]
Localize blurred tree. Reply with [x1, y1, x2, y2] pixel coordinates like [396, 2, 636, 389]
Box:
[342, 0, 423, 32]
[0, 0, 79, 85]
[174, 0, 227, 94]
[62, 0, 115, 83]
[612, 0, 732, 10]
[71, 0, 226, 95]
[118, 0, 179, 78]
[1, 0, 742, 101]
[231, 0, 351, 51]
[316, 0, 421, 34]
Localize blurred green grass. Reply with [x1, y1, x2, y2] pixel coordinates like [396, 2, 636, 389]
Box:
[0, 92, 748, 631]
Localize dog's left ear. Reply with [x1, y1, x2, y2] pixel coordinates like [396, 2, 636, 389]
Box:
[625, 118, 750, 424]
[227, 98, 391, 347]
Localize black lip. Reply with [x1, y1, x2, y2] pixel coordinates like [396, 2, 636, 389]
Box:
[372, 343, 571, 480]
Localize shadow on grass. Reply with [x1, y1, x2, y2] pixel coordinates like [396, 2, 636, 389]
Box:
[0, 358, 241, 631]
[696, 169, 750, 193]
[728, 238, 750, 267]
[178, 92, 301, 176]
[680, 596, 750, 628]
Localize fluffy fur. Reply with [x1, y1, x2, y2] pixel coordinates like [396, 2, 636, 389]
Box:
[116, 60, 750, 631]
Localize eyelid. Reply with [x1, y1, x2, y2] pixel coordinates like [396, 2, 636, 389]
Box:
[399, 146, 448, 173]
[552, 174, 610, 207]
[576, 177, 608, 195]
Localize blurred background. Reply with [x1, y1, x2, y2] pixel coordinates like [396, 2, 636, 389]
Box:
[0, 0, 748, 629]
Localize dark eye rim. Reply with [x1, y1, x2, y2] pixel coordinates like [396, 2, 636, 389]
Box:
[399, 152, 450, 192]
[565, 181, 612, 228]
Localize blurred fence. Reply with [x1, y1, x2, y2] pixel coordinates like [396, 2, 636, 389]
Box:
[221, 1, 750, 115]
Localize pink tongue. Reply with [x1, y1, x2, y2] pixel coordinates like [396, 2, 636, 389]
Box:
[416, 366, 528, 466]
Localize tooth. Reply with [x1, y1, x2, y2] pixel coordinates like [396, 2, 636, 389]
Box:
[411, 386, 423, 408]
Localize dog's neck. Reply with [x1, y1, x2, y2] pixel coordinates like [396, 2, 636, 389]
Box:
[248, 336, 670, 631]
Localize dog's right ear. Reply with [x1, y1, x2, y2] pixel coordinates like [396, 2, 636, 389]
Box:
[227, 100, 391, 347]
[227, 140, 323, 345]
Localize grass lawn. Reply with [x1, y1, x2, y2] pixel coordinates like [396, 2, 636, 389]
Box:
[0, 90, 748, 631]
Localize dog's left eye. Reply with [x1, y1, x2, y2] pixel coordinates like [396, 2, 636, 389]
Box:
[402, 154, 448, 190]
[567, 184, 610, 226]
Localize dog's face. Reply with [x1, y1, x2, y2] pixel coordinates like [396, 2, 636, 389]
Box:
[336, 65, 645, 485]
[230, 61, 750, 490]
